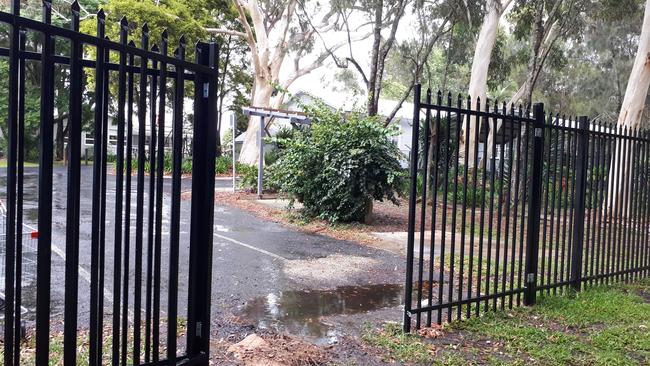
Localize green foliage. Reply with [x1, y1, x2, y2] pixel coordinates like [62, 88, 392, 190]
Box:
[268, 103, 406, 223]
[215, 155, 230, 175]
[237, 163, 266, 190]
[125, 153, 192, 175]
[0, 60, 39, 161]
[79, 0, 215, 52]
[263, 149, 281, 166]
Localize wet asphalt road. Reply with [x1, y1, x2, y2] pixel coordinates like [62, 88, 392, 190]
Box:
[1, 165, 405, 339]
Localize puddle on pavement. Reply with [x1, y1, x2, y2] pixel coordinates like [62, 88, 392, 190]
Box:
[238, 284, 404, 345]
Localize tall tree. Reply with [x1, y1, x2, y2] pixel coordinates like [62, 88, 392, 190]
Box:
[483, 0, 588, 166]
[0, 0, 100, 161]
[324, 0, 409, 117]
[613, 0, 650, 130]
[210, 0, 357, 165]
[607, 0, 650, 212]
[382, 0, 460, 125]
[460, 0, 511, 169]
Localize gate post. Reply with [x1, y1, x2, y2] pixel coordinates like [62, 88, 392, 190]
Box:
[187, 41, 218, 360]
[524, 103, 545, 306]
[570, 116, 590, 292]
[403, 84, 421, 332]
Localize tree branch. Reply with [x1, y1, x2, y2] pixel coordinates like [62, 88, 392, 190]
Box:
[234, 0, 263, 74]
[205, 28, 247, 38]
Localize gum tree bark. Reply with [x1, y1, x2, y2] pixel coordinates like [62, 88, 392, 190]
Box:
[607, 0, 650, 213]
[208, 0, 355, 165]
[459, 0, 511, 169]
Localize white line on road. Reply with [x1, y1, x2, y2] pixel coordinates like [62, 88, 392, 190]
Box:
[213, 232, 288, 262]
[50, 242, 115, 306]
[20, 221, 97, 290]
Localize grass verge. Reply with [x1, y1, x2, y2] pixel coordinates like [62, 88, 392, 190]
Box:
[363, 279, 650, 365]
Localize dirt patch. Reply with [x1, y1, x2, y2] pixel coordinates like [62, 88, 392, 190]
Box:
[637, 289, 650, 303]
[283, 254, 380, 284]
[214, 192, 406, 246]
[215, 191, 533, 248]
[226, 333, 329, 366]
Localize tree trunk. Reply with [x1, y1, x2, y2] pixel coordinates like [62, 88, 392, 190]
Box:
[481, 83, 525, 170]
[607, 0, 650, 214]
[460, 0, 507, 169]
[366, 1, 383, 116]
[55, 119, 64, 161]
[238, 78, 275, 165]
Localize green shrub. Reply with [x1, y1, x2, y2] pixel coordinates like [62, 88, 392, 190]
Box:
[264, 149, 281, 166]
[238, 164, 259, 190]
[221, 128, 234, 157]
[215, 155, 231, 175]
[181, 158, 192, 175]
[268, 103, 406, 223]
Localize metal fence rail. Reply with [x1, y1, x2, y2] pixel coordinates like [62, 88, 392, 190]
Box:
[1, 2, 218, 365]
[404, 84, 650, 332]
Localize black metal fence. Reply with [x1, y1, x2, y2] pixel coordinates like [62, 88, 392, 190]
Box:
[404, 84, 650, 331]
[1, 1, 217, 365]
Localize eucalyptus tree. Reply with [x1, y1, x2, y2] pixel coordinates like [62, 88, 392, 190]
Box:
[537, 0, 642, 119]
[481, 0, 591, 167]
[320, 0, 410, 118]
[210, 0, 363, 165]
[381, 0, 470, 126]
[460, 0, 510, 169]
[607, 0, 650, 212]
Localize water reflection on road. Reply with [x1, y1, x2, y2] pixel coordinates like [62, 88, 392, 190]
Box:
[238, 284, 404, 345]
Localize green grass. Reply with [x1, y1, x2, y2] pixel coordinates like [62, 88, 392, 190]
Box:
[0, 159, 39, 168]
[362, 322, 436, 364]
[364, 279, 650, 365]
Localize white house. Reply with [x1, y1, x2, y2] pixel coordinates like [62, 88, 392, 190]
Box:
[71, 99, 195, 160]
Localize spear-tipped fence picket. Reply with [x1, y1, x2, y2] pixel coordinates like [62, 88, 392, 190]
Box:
[404, 84, 650, 332]
[1, 2, 218, 365]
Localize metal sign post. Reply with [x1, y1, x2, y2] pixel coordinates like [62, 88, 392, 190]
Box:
[258, 116, 264, 198]
[231, 114, 236, 192]
[241, 106, 311, 200]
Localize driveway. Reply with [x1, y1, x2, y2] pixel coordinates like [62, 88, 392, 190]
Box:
[0, 165, 405, 344]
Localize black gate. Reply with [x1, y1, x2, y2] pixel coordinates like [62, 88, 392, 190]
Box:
[404, 83, 650, 331]
[1, 1, 217, 365]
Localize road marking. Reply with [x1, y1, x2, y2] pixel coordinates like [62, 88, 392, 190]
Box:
[50, 242, 115, 306]
[213, 232, 288, 262]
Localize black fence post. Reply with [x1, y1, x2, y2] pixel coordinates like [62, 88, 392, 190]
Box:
[524, 103, 545, 306]
[186, 41, 218, 360]
[403, 84, 421, 333]
[571, 116, 590, 292]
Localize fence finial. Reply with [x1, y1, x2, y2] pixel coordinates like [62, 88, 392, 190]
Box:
[71, 0, 80, 13]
